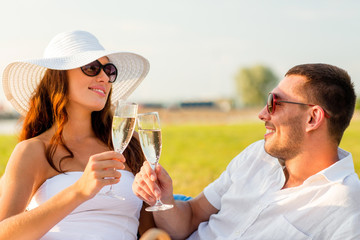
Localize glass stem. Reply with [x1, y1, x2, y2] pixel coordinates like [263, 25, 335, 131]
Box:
[151, 162, 161, 201]
[151, 162, 158, 170]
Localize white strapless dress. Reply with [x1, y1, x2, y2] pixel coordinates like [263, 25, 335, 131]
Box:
[27, 170, 142, 240]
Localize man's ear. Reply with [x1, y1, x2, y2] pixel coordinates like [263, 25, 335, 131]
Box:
[305, 106, 326, 132]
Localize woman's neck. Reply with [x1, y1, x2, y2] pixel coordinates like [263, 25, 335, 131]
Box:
[62, 107, 95, 142]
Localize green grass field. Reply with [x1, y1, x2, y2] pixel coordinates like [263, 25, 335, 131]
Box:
[1, 120, 359, 197]
[0, 135, 18, 175]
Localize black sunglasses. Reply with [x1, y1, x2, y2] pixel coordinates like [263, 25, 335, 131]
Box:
[267, 93, 330, 118]
[80, 60, 118, 83]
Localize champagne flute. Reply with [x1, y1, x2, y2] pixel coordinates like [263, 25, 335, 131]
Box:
[103, 100, 137, 199]
[137, 112, 173, 211]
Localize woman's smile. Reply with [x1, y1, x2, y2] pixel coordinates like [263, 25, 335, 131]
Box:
[89, 85, 106, 97]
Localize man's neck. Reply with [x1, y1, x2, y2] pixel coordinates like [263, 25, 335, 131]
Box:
[281, 146, 339, 189]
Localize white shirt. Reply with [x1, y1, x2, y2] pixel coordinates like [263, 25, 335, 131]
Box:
[188, 140, 360, 240]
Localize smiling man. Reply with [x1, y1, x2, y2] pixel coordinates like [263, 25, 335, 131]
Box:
[133, 63, 360, 239]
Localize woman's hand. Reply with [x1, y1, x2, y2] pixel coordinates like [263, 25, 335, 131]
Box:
[132, 161, 174, 206]
[73, 151, 125, 200]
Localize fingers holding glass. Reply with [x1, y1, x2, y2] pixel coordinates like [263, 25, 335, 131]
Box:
[137, 112, 173, 211]
[100, 100, 138, 200]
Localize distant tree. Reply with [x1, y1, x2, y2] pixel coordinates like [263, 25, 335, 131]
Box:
[235, 64, 279, 107]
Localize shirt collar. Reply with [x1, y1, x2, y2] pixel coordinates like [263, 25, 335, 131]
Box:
[316, 148, 355, 183]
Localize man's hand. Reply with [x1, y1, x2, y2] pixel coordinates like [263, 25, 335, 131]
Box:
[133, 161, 174, 206]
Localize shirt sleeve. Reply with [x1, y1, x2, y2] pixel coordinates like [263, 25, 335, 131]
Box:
[203, 166, 232, 210]
[203, 140, 264, 210]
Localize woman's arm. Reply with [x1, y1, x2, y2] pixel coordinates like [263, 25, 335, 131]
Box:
[0, 139, 126, 240]
[0, 183, 88, 239]
[0, 139, 48, 220]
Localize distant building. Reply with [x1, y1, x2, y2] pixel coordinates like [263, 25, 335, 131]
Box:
[140, 103, 165, 109]
[180, 101, 215, 108]
[138, 99, 234, 112]
[176, 99, 233, 112]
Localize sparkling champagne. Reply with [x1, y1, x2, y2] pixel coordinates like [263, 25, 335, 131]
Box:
[112, 116, 136, 153]
[138, 129, 162, 165]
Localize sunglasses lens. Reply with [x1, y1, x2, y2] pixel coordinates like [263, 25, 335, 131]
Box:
[103, 64, 118, 83]
[267, 94, 274, 114]
[81, 61, 118, 83]
[81, 61, 101, 76]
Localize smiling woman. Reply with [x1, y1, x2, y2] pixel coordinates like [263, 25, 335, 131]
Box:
[0, 30, 153, 240]
[66, 56, 114, 112]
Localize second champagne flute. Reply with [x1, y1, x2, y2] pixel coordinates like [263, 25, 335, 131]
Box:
[103, 100, 137, 199]
[137, 112, 173, 211]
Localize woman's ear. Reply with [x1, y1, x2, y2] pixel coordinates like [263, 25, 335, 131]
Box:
[305, 106, 326, 132]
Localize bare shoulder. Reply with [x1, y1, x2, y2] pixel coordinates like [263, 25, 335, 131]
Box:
[11, 137, 47, 162]
[0, 137, 51, 218]
[6, 137, 49, 178]
[14, 137, 46, 153]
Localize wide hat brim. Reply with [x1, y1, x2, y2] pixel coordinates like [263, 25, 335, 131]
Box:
[2, 50, 149, 116]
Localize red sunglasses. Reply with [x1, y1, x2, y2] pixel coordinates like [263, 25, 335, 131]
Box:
[80, 60, 118, 83]
[267, 93, 330, 118]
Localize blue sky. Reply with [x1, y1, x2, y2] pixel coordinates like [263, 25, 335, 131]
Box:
[1, 0, 360, 109]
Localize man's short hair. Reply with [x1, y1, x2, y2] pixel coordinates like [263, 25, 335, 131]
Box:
[286, 63, 356, 144]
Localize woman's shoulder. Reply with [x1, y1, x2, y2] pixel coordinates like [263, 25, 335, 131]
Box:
[15, 129, 53, 152]
[8, 136, 49, 175]
[14, 137, 47, 155]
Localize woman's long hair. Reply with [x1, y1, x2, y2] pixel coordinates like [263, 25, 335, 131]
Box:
[19, 69, 145, 174]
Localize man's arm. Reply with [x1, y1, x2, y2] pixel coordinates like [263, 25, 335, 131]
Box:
[133, 162, 218, 239]
[155, 192, 218, 239]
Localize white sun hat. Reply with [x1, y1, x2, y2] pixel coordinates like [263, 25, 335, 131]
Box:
[2, 30, 150, 116]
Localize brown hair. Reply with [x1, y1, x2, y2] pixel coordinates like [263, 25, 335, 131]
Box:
[19, 69, 145, 174]
[286, 63, 356, 144]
